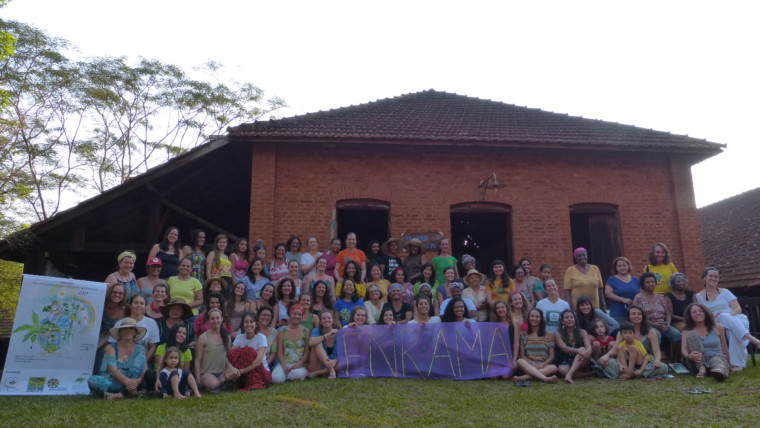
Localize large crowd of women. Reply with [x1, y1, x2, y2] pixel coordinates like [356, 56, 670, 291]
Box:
[87, 229, 760, 399]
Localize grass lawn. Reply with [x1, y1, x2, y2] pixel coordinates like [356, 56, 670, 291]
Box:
[1, 365, 759, 427]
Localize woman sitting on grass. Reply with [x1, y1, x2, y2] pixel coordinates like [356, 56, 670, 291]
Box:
[597, 305, 667, 379]
[272, 304, 311, 383]
[88, 318, 147, 400]
[491, 299, 520, 364]
[513, 309, 558, 384]
[308, 309, 339, 379]
[681, 303, 730, 381]
[554, 310, 592, 383]
[194, 308, 236, 392]
[228, 312, 272, 390]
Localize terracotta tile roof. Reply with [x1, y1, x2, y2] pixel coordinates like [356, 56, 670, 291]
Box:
[230, 90, 724, 153]
[699, 187, 760, 294]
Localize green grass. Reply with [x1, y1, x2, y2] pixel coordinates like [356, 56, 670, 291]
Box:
[2, 367, 760, 427]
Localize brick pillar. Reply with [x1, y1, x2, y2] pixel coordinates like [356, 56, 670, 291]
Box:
[668, 156, 706, 289]
[250, 143, 277, 252]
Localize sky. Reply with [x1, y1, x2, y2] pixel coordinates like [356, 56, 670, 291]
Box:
[4, 0, 759, 207]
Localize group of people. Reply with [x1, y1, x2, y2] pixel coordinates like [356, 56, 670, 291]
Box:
[87, 230, 759, 398]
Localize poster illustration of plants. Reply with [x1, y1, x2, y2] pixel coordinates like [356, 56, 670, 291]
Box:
[1, 275, 106, 395]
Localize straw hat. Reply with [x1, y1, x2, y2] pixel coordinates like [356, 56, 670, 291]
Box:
[160, 298, 194, 320]
[204, 276, 227, 291]
[382, 237, 404, 254]
[464, 269, 485, 284]
[109, 317, 147, 341]
[404, 238, 425, 253]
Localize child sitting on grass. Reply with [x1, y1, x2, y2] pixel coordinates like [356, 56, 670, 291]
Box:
[615, 322, 650, 380]
[159, 347, 202, 399]
[589, 318, 616, 360]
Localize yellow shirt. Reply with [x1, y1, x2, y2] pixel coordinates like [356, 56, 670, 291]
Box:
[643, 263, 678, 295]
[563, 265, 603, 309]
[621, 339, 649, 361]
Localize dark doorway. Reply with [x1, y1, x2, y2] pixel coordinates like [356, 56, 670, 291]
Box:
[450, 203, 512, 274]
[336, 199, 390, 252]
[569, 204, 622, 280]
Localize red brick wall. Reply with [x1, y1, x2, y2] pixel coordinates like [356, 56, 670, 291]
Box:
[249, 141, 703, 287]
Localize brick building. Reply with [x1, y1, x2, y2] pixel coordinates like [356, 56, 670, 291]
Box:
[0, 90, 724, 286]
[700, 187, 760, 296]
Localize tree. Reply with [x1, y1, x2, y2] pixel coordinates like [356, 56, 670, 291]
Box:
[0, 259, 22, 317]
[0, 0, 16, 109]
[0, 20, 285, 236]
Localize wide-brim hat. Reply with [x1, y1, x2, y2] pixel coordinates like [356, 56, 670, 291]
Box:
[382, 237, 404, 254]
[204, 276, 227, 290]
[110, 317, 147, 341]
[160, 298, 194, 320]
[404, 238, 425, 252]
[464, 269, 485, 284]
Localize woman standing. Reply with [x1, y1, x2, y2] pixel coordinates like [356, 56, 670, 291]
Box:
[136, 257, 166, 305]
[334, 280, 365, 327]
[563, 248, 606, 311]
[696, 267, 760, 371]
[285, 235, 303, 279]
[145, 283, 169, 320]
[323, 238, 342, 283]
[381, 237, 404, 280]
[436, 266, 457, 309]
[268, 243, 289, 283]
[382, 284, 412, 324]
[194, 308, 235, 392]
[393, 267, 415, 305]
[88, 318, 147, 400]
[167, 258, 203, 316]
[242, 257, 269, 301]
[193, 292, 234, 337]
[105, 251, 140, 301]
[681, 303, 730, 381]
[303, 257, 334, 297]
[226, 281, 253, 333]
[114, 295, 160, 368]
[665, 273, 695, 330]
[431, 238, 458, 285]
[206, 234, 232, 287]
[512, 265, 534, 308]
[366, 240, 384, 271]
[404, 238, 427, 282]
[96, 283, 128, 372]
[643, 242, 678, 295]
[486, 260, 515, 305]
[229, 237, 250, 285]
[513, 309, 558, 384]
[310, 281, 334, 317]
[605, 257, 640, 324]
[364, 284, 385, 325]
[520, 258, 545, 302]
[554, 310, 593, 383]
[148, 227, 182, 280]
[274, 278, 298, 328]
[272, 304, 311, 383]
[182, 229, 206, 281]
[363, 263, 387, 301]
[462, 269, 489, 321]
[285, 260, 304, 297]
[300, 237, 323, 277]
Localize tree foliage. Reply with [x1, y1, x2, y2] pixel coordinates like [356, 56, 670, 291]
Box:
[0, 259, 22, 317]
[0, 20, 285, 237]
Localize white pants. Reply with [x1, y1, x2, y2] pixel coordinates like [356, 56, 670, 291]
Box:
[271, 365, 308, 384]
[715, 313, 750, 368]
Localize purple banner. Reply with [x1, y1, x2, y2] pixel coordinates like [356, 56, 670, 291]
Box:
[336, 322, 514, 380]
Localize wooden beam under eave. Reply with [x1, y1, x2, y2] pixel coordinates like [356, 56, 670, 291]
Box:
[145, 184, 238, 242]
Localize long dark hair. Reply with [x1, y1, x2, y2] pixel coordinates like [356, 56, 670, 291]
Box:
[247, 257, 265, 281]
[310, 280, 334, 310]
[190, 229, 205, 251]
[558, 309, 583, 348]
[159, 227, 181, 254]
[683, 303, 716, 332]
[165, 323, 189, 351]
[343, 260, 362, 283]
[575, 296, 596, 332]
[340, 280, 360, 303]
[528, 308, 546, 337]
[205, 308, 230, 350]
[420, 262, 436, 285]
[489, 259, 511, 285]
[378, 307, 395, 325]
[627, 305, 650, 335]
[260, 283, 277, 308]
[442, 297, 469, 322]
